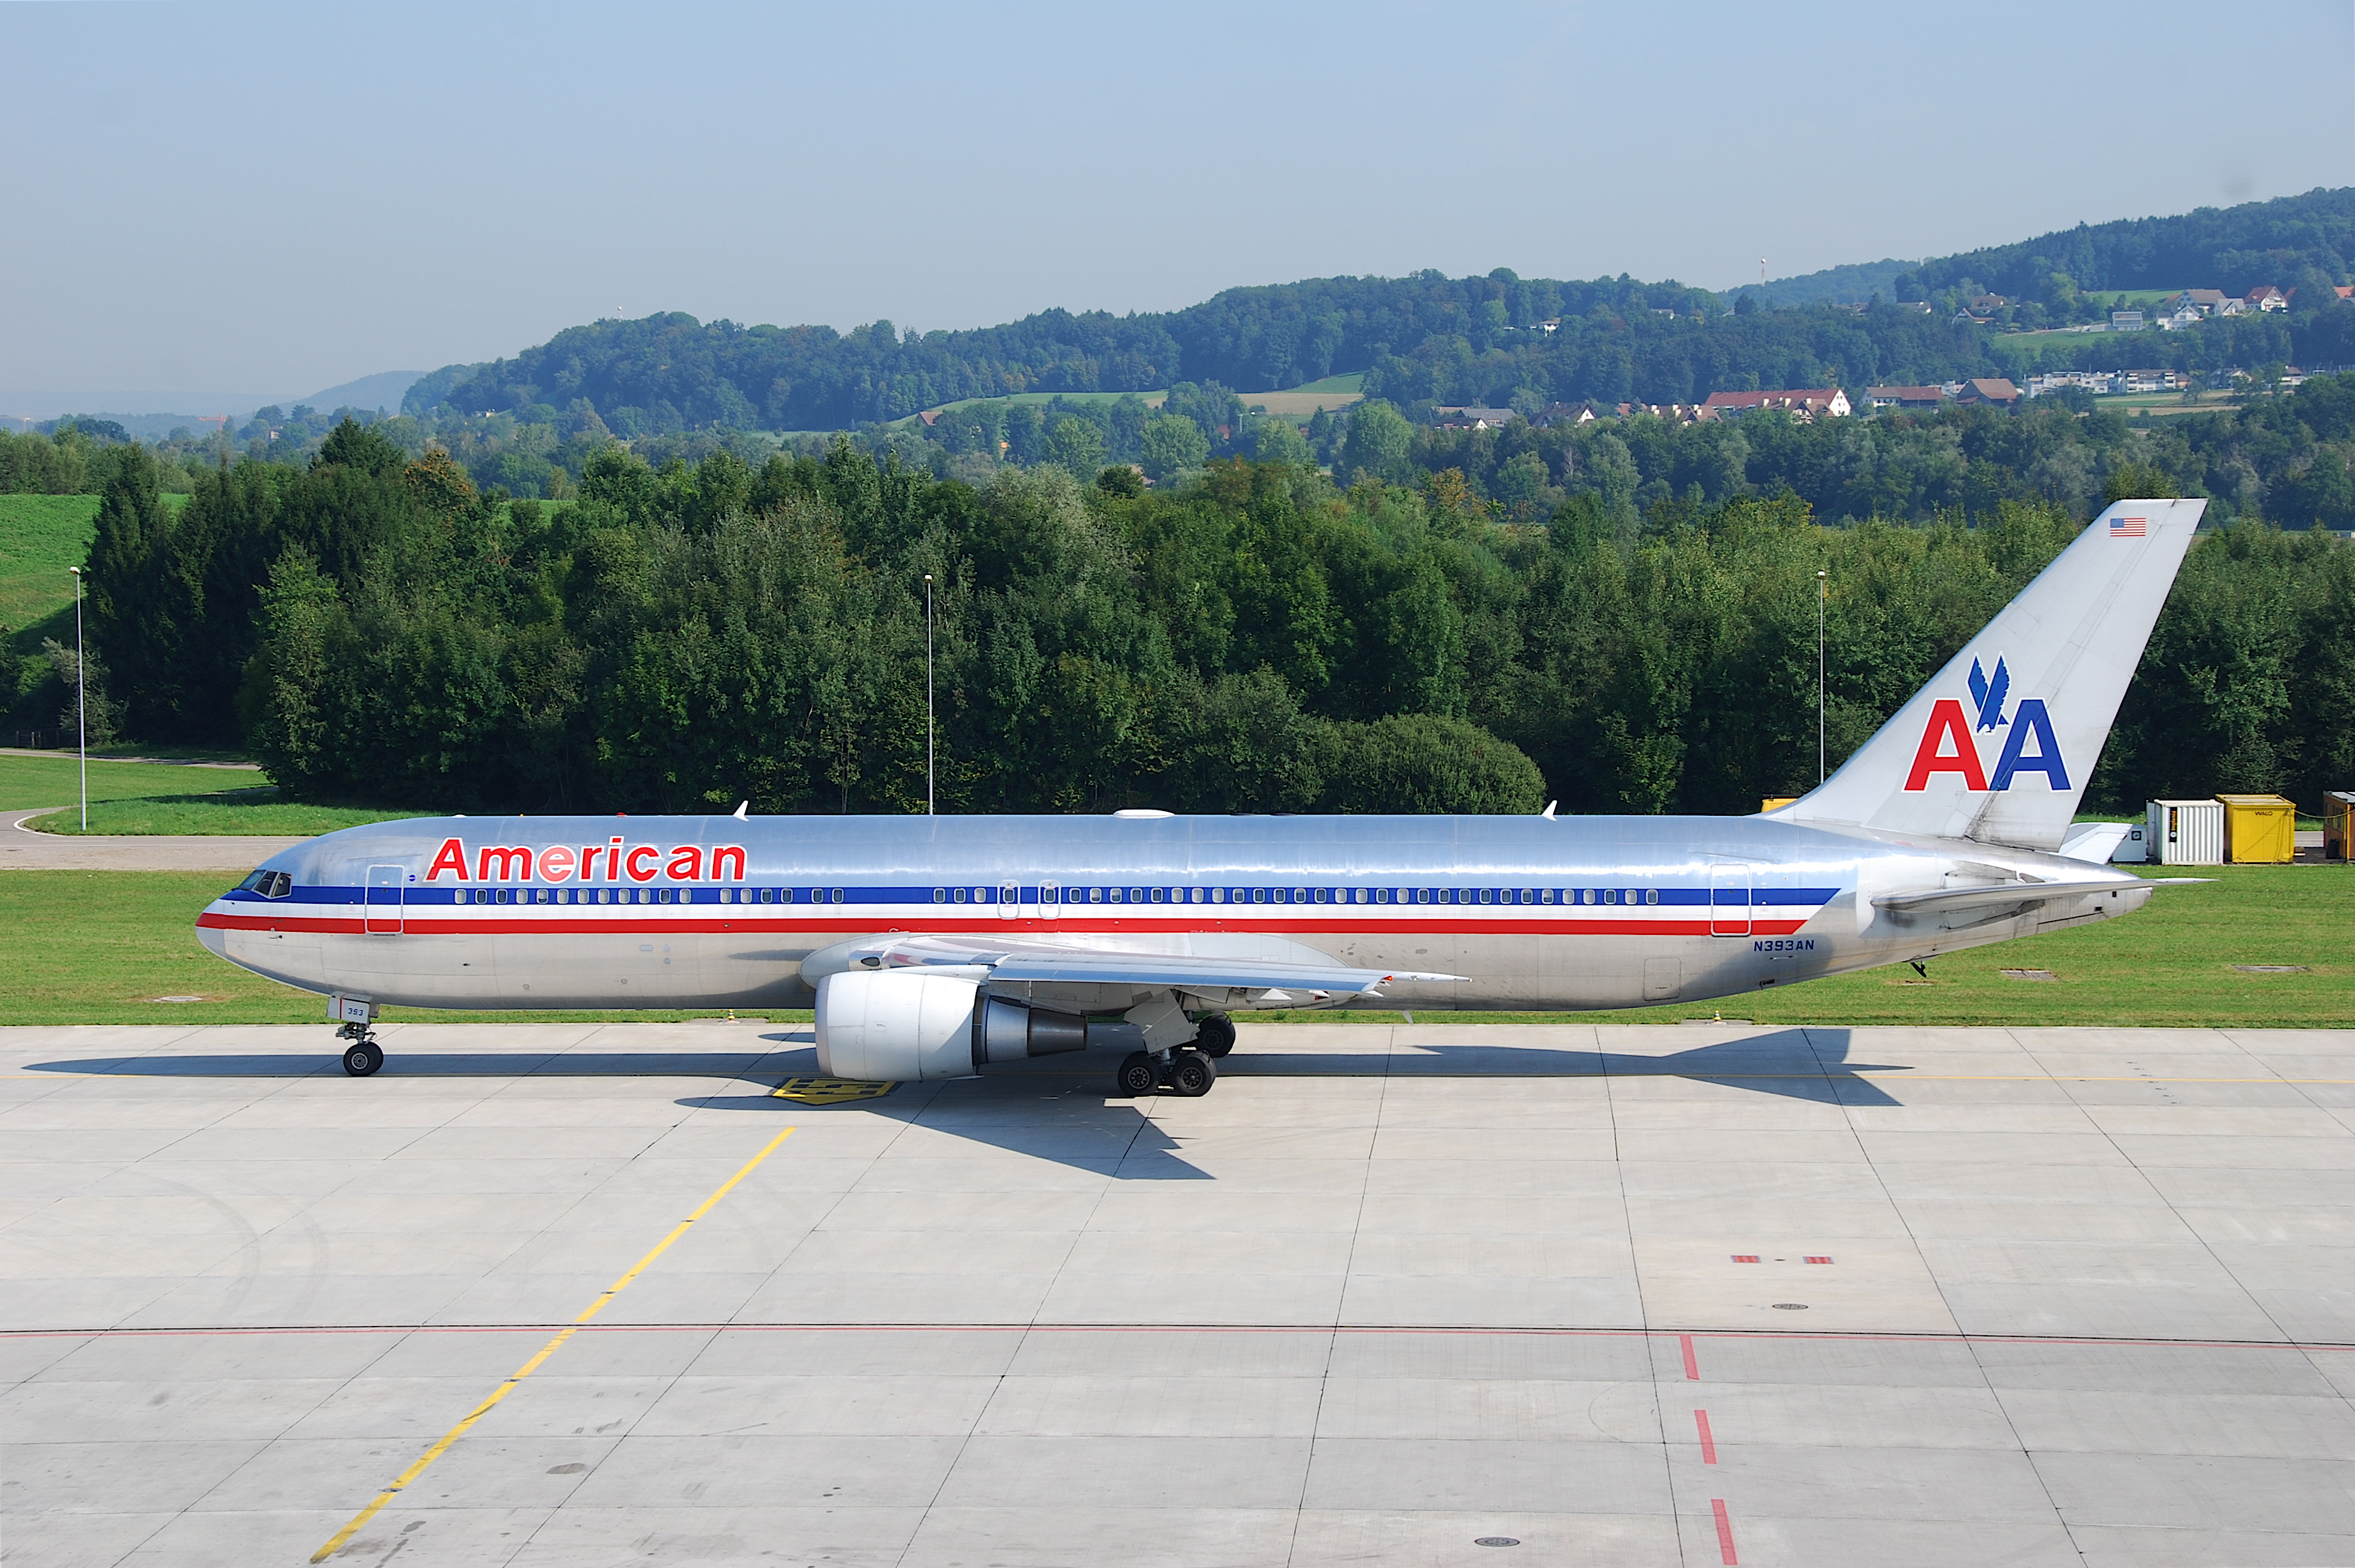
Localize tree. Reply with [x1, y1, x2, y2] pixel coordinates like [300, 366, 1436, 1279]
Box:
[1341, 400, 1413, 482]
[1139, 414, 1209, 480]
[1043, 414, 1105, 474]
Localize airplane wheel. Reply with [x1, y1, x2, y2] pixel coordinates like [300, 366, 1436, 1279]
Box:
[1114, 1052, 1159, 1097]
[1168, 1050, 1216, 1097]
[1193, 1013, 1236, 1058]
[342, 1042, 383, 1077]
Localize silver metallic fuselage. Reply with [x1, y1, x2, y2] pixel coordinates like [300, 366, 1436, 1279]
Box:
[196, 812, 2150, 1014]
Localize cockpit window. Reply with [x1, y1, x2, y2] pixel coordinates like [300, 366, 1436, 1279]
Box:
[238, 870, 293, 899]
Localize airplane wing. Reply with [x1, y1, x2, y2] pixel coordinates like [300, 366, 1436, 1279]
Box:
[815, 932, 1463, 999]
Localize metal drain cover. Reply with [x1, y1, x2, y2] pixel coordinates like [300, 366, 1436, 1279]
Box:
[1771, 1302, 1809, 1310]
[1474, 1539, 1521, 1548]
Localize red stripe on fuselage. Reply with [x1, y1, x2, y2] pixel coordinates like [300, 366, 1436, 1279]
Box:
[195, 910, 1813, 939]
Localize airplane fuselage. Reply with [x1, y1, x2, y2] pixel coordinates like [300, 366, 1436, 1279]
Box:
[197, 811, 2150, 1016]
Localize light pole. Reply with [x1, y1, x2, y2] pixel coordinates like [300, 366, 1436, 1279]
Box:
[68, 566, 86, 829]
[1816, 568, 1828, 786]
[923, 574, 935, 816]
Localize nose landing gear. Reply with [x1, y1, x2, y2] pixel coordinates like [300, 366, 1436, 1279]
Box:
[336, 1020, 384, 1077]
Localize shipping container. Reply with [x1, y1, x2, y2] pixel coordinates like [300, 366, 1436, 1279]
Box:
[2148, 799, 2225, 865]
[2218, 793, 2296, 863]
[2326, 791, 2355, 861]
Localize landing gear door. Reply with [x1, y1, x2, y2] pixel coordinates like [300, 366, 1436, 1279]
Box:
[365, 864, 406, 934]
[1709, 861, 1752, 937]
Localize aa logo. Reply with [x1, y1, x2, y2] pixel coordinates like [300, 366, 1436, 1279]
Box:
[1903, 655, 2068, 792]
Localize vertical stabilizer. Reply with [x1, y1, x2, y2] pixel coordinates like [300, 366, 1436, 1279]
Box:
[1771, 498, 2204, 850]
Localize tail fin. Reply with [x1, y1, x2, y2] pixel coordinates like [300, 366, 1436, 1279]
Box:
[1772, 498, 2204, 851]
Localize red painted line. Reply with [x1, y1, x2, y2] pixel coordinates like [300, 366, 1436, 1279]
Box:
[1804, 1255, 1832, 1265]
[1712, 1499, 1738, 1564]
[1695, 1409, 1717, 1463]
[196, 910, 1811, 940]
[1680, 1333, 1700, 1379]
[1731, 1255, 1759, 1264]
[3, 1322, 2354, 1351]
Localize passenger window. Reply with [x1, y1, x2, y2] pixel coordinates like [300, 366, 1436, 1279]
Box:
[1646, 888, 1660, 905]
[1251, 887, 1267, 904]
[1150, 887, 1166, 903]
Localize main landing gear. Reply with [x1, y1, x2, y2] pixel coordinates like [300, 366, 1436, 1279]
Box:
[1112, 1011, 1231, 1097]
[1115, 1047, 1217, 1097]
[337, 1020, 384, 1077]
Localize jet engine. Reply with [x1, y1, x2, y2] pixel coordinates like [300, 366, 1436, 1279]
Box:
[814, 970, 1091, 1082]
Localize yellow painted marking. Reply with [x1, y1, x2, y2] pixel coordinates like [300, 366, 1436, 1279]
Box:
[309, 1123, 796, 1562]
[773, 1075, 896, 1104]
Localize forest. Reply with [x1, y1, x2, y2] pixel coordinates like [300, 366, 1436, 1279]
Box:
[18, 420, 2351, 820]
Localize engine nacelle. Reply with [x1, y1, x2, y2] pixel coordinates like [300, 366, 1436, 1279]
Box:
[813, 970, 1092, 1082]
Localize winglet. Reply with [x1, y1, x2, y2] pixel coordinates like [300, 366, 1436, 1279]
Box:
[1542, 800, 1557, 819]
[733, 801, 749, 820]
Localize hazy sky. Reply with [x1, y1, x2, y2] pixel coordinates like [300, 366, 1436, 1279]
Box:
[4, 0, 2350, 409]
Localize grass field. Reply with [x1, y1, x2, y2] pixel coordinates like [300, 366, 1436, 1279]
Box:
[0, 493, 188, 636]
[0, 864, 2343, 1030]
[0, 751, 263, 811]
[24, 786, 428, 836]
[0, 494, 100, 632]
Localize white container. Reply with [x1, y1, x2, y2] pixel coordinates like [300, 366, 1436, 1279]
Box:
[2147, 799, 2224, 865]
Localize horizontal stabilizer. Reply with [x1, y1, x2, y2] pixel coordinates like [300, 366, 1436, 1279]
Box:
[1873, 877, 2136, 920]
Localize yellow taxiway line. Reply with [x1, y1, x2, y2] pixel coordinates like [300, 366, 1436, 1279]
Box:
[309, 1123, 797, 1563]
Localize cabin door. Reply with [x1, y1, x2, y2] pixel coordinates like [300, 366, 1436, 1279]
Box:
[1708, 862, 1752, 937]
[364, 865, 406, 934]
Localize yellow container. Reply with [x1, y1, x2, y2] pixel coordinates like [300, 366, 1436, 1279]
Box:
[2326, 791, 2355, 860]
[2216, 793, 2297, 863]
[1760, 796, 1800, 813]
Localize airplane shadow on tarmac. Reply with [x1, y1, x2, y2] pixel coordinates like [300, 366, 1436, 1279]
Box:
[668, 1025, 1909, 1179]
[29, 1027, 1905, 1179]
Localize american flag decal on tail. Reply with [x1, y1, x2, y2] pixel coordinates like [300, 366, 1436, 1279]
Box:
[2109, 515, 2147, 537]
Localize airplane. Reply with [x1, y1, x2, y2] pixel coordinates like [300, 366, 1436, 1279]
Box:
[198, 498, 2207, 1094]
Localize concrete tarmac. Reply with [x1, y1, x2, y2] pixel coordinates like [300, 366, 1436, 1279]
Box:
[4, 1019, 2353, 1566]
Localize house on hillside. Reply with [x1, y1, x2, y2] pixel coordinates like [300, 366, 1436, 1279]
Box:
[1536, 401, 1605, 427]
[2111, 310, 2145, 332]
[2118, 369, 2178, 394]
[1616, 402, 1714, 424]
[1866, 386, 1945, 410]
[2172, 289, 2231, 317]
[2247, 286, 2288, 312]
[1432, 406, 1520, 431]
[1699, 389, 1851, 422]
[1955, 378, 2022, 408]
[1968, 294, 2008, 313]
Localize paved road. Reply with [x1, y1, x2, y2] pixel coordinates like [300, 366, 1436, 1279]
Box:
[5, 1019, 2353, 1566]
[2, 807, 305, 871]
